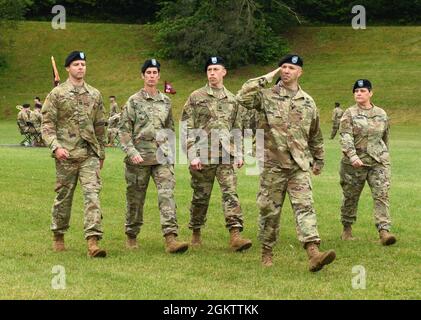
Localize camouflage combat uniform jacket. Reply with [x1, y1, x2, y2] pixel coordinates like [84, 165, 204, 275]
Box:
[17, 109, 32, 133]
[41, 79, 106, 159]
[110, 101, 119, 117]
[332, 107, 344, 127]
[31, 108, 43, 134]
[119, 89, 174, 165]
[339, 103, 390, 166]
[236, 75, 324, 171]
[181, 84, 242, 162]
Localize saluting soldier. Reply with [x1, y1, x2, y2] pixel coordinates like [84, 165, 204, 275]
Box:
[339, 79, 396, 246]
[42, 51, 107, 258]
[181, 56, 252, 252]
[236, 54, 336, 271]
[119, 59, 188, 254]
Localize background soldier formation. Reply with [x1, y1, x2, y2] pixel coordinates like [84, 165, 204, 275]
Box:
[38, 51, 396, 271]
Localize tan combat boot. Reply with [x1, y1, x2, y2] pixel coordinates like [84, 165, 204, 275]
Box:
[53, 233, 66, 252]
[165, 233, 189, 254]
[229, 228, 252, 252]
[341, 224, 356, 240]
[87, 236, 107, 258]
[261, 246, 273, 267]
[126, 234, 139, 249]
[379, 229, 397, 246]
[305, 242, 336, 272]
[191, 229, 202, 247]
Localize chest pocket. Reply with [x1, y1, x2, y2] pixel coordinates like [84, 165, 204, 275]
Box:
[79, 94, 95, 117]
[352, 115, 368, 137]
[265, 97, 286, 127]
[217, 100, 236, 123]
[194, 100, 212, 124]
[289, 104, 304, 125]
[135, 109, 149, 127]
[369, 115, 386, 138]
[155, 102, 170, 127]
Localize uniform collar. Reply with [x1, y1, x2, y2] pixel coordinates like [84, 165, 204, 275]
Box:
[205, 83, 228, 98]
[139, 88, 165, 101]
[273, 82, 304, 100]
[65, 78, 92, 94]
[355, 102, 376, 111]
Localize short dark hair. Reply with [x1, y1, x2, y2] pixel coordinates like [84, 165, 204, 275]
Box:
[23, 103, 30, 108]
[34, 96, 40, 101]
[109, 95, 116, 99]
[335, 102, 340, 107]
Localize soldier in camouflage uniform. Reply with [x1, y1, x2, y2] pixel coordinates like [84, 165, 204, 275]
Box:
[106, 112, 121, 147]
[109, 95, 119, 117]
[41, 51, 107, 258]
[17, 103, 36, 145]
[339, 79, 396, 245]
[30, 103, 44, 146]
[119, 59, 188, 254]
[330, 102, 343, 139]
[181, 56, 252, 252]
[236, 54, 336, 271]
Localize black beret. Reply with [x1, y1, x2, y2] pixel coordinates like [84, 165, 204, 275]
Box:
[278, 54, 303, 67]
[353, 79, 372, 92]
[141, 59, 160, 74]
[64, 51, 86, 67]
[22, 103, 30, 108]
[205, 56, 225, 72]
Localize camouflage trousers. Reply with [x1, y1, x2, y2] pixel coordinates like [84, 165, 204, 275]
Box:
[188, 163, 243, 231]
[257, 164, 320, 248]
[51, 156, 103, 240]
[330, 123, 339, 139]
[125, 163, 178, 237]
[340, 161, 391, 231]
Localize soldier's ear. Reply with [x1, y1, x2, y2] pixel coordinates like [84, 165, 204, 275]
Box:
[369, 90, 373, 98]
[141, 73, 145, 80]
[222, 68, 227, 77]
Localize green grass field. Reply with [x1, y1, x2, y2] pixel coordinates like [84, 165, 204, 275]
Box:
[0, 21, 420, 300]
[0, 122, 420, 299]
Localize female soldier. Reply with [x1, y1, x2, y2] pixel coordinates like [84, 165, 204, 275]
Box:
[339, 79, 396, 246]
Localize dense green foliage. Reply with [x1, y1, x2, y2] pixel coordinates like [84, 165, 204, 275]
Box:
[24, 0, 160, 23]
[21, 0, 421, 24]
[153, 0, 292, 70]
[283, 0, 421, 24]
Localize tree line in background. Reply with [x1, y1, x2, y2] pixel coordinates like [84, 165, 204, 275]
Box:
[1, 0, 420, 71]
[19, 0, 419, 24]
